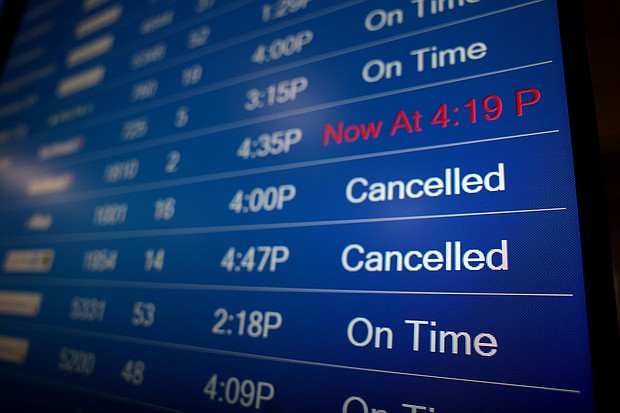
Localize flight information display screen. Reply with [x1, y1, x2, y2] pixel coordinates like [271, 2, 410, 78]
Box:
[0, 0, 610, 412]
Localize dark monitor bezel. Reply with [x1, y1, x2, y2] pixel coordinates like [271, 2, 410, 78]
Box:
[557, 1, 619, 409]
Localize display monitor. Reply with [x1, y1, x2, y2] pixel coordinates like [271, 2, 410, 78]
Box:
[0, 0, 617, 412]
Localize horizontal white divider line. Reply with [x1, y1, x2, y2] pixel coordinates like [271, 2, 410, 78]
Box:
[0, 277, 575, 297]
[5, 320, 581, 395]
[30, 0, 543, 140]
[0, 207, 567, 244]
[8, 129, 559, 209]
[40, 60, 555, 168]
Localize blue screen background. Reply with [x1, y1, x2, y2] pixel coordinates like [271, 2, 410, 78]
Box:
[0, 1, 596, 411]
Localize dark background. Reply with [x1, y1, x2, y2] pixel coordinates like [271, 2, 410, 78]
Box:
[584, 1, 620, 322]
